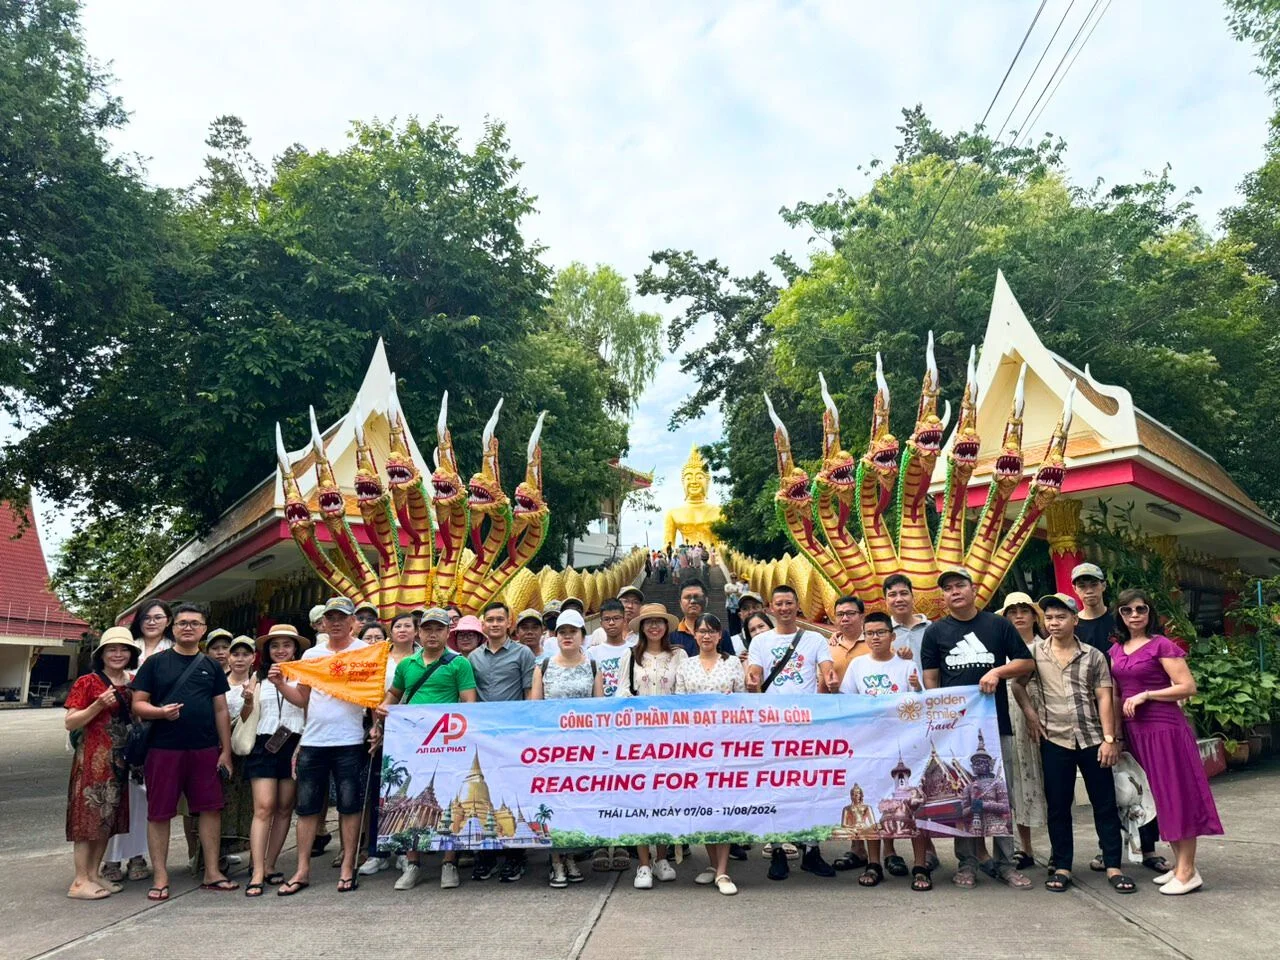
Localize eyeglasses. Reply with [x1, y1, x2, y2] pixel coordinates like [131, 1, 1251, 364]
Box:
[174, 620, 206, 630]
[142, 614, 168, 623]
[864, 629, 893, 639]
[684, 596, 706, 605]
[1119, 604, 1149, 617]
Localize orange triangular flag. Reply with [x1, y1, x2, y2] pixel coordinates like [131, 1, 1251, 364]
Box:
[280, 643, 389, 709]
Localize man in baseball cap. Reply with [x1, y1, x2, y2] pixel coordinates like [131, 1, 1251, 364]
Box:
[936, 565, 974, 589]
[1069, 563, 1111, 655]
[513, 608, 546, 657]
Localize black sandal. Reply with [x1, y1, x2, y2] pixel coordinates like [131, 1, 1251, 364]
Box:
[911, 865, 933, 891]
[833, 851, 868, 872]
[1045, 872, 1072, 892]
[1089, 854, 1106, 871]
[264, 872, 285, 886]
[244, 882, 264, 898]
[1109, 873, 1137, 894]
[857, 862, 884, 887]
[1141, 855, 1170, 873]
[884, 854, 909, 877]
[337, 877, 358, 893]
[1013, 850, 1035, 870]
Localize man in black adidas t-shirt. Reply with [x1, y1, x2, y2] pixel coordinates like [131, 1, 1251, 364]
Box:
[921, 567, 1033, 890]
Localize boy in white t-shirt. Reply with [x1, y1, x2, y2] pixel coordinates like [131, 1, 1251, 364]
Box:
[746, 585, 837, 882]
[587, 599, 635, 698]
[839, 612, 922, 696]
[844, 611, 932, 891]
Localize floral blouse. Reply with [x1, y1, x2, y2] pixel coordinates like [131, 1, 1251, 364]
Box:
[631, 648, 687, 697]
[675, 654, 746, 695]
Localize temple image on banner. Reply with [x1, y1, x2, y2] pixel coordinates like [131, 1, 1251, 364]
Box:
[379, 749, 552, 851]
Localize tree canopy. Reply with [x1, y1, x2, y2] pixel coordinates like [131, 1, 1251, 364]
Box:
[650, 105, 1280, 557]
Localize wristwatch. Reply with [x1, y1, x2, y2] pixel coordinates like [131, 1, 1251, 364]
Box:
[1102, 735, 1116, 744]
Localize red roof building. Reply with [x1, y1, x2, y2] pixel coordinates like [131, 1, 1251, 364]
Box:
[0, 503, 88, 705]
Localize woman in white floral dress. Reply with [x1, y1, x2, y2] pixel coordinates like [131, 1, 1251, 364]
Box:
[998, 592, 1049, 868]
[675, 613, 745, 895]
[626, 604, 687, 889]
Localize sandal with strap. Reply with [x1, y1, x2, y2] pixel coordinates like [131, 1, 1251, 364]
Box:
[884, 854, 909, 877]
[244, 883, 264, 898]
[910, 865, 933, 892]
[832, 851, 868, 872]
[264, 872, 285, 886]
[857, 862, 884, 887]
[1109, 873, 1137, 894]
[1045, 872, 1072, 892]
[1141, 855, 1170, 873]
[1089, 854, 1106, 872]
[1013, 850, 1035, 871]
[952, 864, 978, 888]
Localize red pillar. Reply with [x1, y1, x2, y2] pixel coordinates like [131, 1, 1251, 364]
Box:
[1044, 500, 1084, 604]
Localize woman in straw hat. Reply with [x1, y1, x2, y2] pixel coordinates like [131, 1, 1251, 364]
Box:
[243, 624, 309, 897]
[64, 627, 140, 899]
[627, 603, 687, 890]
[998, 592, 1049, 870]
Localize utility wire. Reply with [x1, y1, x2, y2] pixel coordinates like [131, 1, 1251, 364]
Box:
[907, 0, 1050, 261]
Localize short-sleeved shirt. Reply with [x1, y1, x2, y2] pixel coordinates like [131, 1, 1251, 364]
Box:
[393, 650, 477, 705]
[920, 611, 1031, 735]
[133, 649, 230, 751]
[299, 639, 369, 747]
[827, 632, 869, 688]
[671, 625, 735, 658]
[468, 640, 534, 702]
[1027, 638, 1113, 750]
[839, 654, 918, 697]
[588, 643, 634, 698]
[1075, 612, 1116, 657]
[675, 655, 746, 694]
[891, 615, 931, 672]
[748, 629, 833, 695]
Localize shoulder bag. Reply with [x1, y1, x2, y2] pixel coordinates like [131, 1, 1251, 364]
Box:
[402, 651, 457, 704]
[761, 630, 808, 692]
[123, 652, 209, 768]
[231, 679, 261, 756]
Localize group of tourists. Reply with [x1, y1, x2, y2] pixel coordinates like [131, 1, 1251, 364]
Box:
[648, 543, 712, 585]
[64, 560, 1222, 901]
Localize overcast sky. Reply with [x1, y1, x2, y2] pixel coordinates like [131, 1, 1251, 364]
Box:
[29, 0, 1273, 558]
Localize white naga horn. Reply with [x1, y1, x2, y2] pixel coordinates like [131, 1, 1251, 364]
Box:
[1013, 363, 1027, 419]
[308, 405, 325, 456]
[352, 393, 366, 446]
[966, 345, 979, 406]
[818, 372, 839, 432]
[527, 410, 547, 462]
[436, 390, 449, 444]
[762, 392, 789, 444]
[939, 399, 952, 432]
[925, 330, 938, 385]
[275, 422, 292, 474]
[482, 398, 504, 450]
[1061, 379, 1076, 434]
[875, 352, 890, 406]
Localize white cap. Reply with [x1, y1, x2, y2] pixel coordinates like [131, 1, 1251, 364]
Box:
[554, 610, 586, 631]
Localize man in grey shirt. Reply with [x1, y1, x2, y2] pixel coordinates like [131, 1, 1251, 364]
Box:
[468, 600, 534, 882]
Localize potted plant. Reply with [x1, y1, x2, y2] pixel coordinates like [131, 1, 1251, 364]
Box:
[1184, 636, 1278, 767]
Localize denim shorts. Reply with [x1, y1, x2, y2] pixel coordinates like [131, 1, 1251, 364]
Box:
[295, 744, 367, 817]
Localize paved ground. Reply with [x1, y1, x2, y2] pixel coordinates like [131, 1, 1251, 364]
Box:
[2, 708, 1271, 960]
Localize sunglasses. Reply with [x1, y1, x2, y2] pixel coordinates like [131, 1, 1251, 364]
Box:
[1119, 604, 1149, 617]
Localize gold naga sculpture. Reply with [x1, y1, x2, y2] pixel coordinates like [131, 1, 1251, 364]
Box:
[741, 336, 1074, 620]
[275, 381, 646, 618]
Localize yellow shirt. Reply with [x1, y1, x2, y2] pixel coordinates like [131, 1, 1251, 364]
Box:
[826, 632, 869, 690]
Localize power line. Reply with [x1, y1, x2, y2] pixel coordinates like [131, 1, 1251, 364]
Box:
[907, 0, 1050, 261]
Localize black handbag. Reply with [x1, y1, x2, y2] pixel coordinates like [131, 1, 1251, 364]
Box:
[123, 652, 208, 767]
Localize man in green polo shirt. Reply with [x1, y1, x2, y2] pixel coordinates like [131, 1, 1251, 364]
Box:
[375, 608, 476, 891]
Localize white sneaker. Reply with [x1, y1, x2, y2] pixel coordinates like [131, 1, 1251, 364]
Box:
[633, 865, 654, 889]
[782, 843, 800, 860]
[393, 863, 420, 890]
[653, 858, 677, 882]
[549, 862, 568, 888]
[1159, 871, 1202, 895]
[359, 856, 391, 876]
[1153, 870, 1175, 884]
[715, 874, 738, 896]
[440, 863, 460, 889]
[695, 867, 717, 885]
[565, 859, 584, 883]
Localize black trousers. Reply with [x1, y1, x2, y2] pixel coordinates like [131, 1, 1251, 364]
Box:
[1040, 739, 1123, 872]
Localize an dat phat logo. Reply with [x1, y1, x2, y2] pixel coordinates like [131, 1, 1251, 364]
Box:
[417, 713, 468, 754]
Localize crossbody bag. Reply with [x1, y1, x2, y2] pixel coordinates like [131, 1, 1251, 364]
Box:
[123, 652, 209, 767]
[761, 630, 809, 692]
[402, 651, 457, 703]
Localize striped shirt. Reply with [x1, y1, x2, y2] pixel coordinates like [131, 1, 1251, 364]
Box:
[1027, 638, 1113, 750]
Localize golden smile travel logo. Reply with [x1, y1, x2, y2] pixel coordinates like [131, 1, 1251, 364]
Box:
[897, 699, 923, 722]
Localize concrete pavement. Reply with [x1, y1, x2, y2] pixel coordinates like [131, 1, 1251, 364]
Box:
[2, 708, 1270, 960]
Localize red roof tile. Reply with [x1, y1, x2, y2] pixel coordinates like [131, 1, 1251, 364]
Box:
[0, 504, 88, 638]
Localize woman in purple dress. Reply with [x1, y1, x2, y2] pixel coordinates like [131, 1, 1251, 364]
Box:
[1110, 589, 1222, 895]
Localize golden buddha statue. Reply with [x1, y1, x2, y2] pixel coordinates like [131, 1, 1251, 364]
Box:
[663, 445, 722, 547]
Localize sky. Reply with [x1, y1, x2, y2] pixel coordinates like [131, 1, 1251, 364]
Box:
[26, 0, 1275, 559]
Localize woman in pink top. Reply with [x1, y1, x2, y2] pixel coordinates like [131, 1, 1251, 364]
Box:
[1109, 589, 1222, 896]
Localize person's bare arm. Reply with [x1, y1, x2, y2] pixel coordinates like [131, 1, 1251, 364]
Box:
[922, 668, 941, 690]
[1097, 683, 1119, 767]
[131, 690, 181, 722]
[459, 688, 478, 703]
[213, 695, 232, 770]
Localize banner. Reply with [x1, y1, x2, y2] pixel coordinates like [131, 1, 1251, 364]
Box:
[378, 688, 1011, 850]
[280, 644, 388, 708]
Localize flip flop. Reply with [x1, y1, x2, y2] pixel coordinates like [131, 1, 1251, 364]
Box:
[277, 880, 310, 897]
[337, 877, 358, 893]
[244, 883, 264, 898]
[146, 885, 170, 901]
[200, 879, 240, 892]
[264, 872, 285, 886]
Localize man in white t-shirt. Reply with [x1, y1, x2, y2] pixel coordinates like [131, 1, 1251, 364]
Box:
[746, 584, 837, 882]
[276, 597, 368, 896]
[884, 574, 930, 672]
[588, 599, 635, 698]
